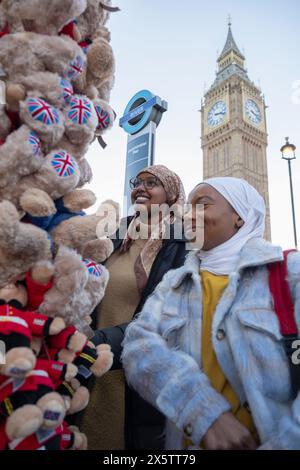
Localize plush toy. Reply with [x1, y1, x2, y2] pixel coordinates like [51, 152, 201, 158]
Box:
[68, 0, 118, 104]
[0, 281, 66, 378]
[76, 0, 114, 42]
[0, 258, 112, 441]
[0, 369, 67, 441]
[71, 342, 113, 387]
[0, 420, 88, 450]
[50, 199, 119, 262]
[22, 190, 95, 235]
[0, 31, 86, 107]
[0, 200, 51, 288]
[21, 262, 101, 416]
[0, 0, 117, 451]
[74, 35, 114, 99]
[0, 32, 86, 116]
[1, 0, 87, 36]
[63, 94, 98, 147]
[0, 105, 12, 141]
[0, 125, 44, 190]
[0, 338, 80, 441]
[37, 246, 110, 336]
[6, 73, 74, 113]
[0, 149, 83, 220]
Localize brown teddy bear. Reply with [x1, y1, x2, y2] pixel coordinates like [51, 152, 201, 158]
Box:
[0, 200, 51, 287]
[0, 31, 86, 110]
[0, 150, 81, 219]
[51, 199, 120, 263]
[0, 125, 44, 190]
[38, 245, 110, 337]
[1, 0, 87, 36]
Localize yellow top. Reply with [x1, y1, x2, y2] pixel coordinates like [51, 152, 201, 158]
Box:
[185, 270, 258, 448]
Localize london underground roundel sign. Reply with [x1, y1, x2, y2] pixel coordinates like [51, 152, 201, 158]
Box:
[119, 89, 167, 135]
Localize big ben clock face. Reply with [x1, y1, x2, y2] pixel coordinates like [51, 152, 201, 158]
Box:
[207, 100, 227, 127]
[245, 99, 262, 125]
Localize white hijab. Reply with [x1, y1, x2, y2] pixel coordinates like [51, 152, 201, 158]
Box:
[197, 177, 266, 275]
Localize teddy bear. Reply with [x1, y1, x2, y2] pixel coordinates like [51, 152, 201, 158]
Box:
[0, 125, 44, 190]
[0, 105, 12, 142]
[1, 375, 67, 441]
[0, 352, 75, 441]
[62, 0, 118, 108]
[0, 280, 68, 378]
[0, 21, 114, 137]
[5, 73, 74, 114]
[0, 150, 82, 222]
[75, 36, 114, 99]
[36, 245, 110, 336]
[0, 0, 117, 451]
[50, 198, 120, 263]
[0, 7, 116, 163]
[0, 200, 51, 288]
[24, 253, 113, 407]
[0, 419, 88, 450]
[1, 0, 87, 36]
[0, 31, 86, 108]
[0, 257, 113, 441]
[76, 0, 116, 43]
[22, 190, 96, 235]
[0, 261, 103, 420]
[0, 201, 113, 337]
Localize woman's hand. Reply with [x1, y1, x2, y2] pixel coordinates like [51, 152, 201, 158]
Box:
[202, 411, 257, 450]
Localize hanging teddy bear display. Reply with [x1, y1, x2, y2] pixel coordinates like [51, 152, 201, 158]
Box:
[0, 0, 120, 450]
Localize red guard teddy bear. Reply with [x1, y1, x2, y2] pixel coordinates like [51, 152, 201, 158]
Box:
[0, 281, 66, 378]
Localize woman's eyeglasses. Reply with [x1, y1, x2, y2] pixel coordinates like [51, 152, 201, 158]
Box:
[129, 176, 161, 190]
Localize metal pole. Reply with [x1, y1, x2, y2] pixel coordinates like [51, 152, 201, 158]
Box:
[287, 158, 298, 249]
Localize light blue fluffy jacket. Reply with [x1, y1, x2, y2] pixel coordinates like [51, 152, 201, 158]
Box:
[122, 238, 300, 449]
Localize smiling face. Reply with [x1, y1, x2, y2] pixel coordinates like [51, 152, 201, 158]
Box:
[131, 172, 168, 214]
[187, 183, 244, 251]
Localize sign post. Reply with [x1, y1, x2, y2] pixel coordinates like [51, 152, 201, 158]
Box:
[119, 90, 168, 214]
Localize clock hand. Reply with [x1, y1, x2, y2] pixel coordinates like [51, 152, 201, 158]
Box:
[249, 109, 258, 118]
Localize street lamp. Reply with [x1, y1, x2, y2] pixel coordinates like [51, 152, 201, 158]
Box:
[281, 137, 298, 249]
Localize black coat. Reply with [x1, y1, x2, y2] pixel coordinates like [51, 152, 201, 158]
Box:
[91, 217, 188, 449]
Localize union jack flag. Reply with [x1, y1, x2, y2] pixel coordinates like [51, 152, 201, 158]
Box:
[94, 105, 111, 131]
[60, 78, 73, 103]
[51, 151, 77, 177]
[84, 259, 103, 278]
[28, 131, 42, 157]
[67, 54, 85, 81]
[27, 98, 59, 125]
[68, 96, 93, 125]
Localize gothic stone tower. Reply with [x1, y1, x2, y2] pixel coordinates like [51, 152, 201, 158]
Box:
[201, 22, 271, 240]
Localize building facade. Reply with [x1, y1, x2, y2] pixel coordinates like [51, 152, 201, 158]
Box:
[201, 22, 271, 240]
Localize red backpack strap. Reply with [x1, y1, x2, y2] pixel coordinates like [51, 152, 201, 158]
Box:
[268, 249, 298, 335]
[268, 249, 300, 397]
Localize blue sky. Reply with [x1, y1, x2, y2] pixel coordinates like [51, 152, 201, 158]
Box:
[87, 0, 300, 248]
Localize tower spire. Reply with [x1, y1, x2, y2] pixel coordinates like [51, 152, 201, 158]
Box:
[218, 20, 245, 61]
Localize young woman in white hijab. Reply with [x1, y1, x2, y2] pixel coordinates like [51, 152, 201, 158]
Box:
[123, 177, 300, 450]
[196, 177, 266, 275]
